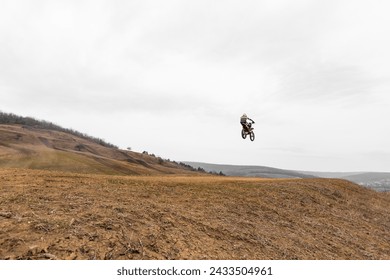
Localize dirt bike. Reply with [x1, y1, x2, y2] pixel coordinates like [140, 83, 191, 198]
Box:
[241, 121, 255, 141]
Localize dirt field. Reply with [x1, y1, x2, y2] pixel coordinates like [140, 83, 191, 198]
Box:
[1, 168, 390, 260]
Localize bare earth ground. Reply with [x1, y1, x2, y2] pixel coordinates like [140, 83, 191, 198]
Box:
[1, 168, 390, 260]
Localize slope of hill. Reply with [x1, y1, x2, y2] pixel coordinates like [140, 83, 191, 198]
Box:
[184, 162, 315, 178]
[1, 169, 389, 260]
[0, 111, 117, 149]
[0, 124, 195, 175]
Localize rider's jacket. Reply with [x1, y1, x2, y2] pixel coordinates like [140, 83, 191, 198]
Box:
[240, 115, 247, 124]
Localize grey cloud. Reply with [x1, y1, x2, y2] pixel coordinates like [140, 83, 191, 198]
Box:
[1, 0, 390, 172]
[124, 1, 335, 63]
[275, 62, 382, 105]
[17, 88, 206, 116]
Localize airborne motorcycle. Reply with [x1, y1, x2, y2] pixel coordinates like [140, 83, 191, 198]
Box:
[241, 120, 255, 141]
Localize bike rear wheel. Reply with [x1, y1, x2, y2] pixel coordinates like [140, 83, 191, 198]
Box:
[241, 129, 247, 139]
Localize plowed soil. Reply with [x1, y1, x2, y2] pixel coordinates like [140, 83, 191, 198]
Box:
[1, 168, 390, 260]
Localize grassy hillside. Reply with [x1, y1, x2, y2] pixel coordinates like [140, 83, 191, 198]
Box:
[0, 124, 196, 175]
[0, 111, 117, 149]
[1, 169, 389, 260]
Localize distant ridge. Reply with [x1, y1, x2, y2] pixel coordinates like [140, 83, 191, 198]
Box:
[183, 161, 315, 179]
[184, 161, 390, 191]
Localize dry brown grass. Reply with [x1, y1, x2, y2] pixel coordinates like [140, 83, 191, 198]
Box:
[0, 124, 196, 175]
[1, 168, 390, 260]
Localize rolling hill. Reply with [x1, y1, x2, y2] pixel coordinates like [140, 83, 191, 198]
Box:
[0, 123, 196, 175]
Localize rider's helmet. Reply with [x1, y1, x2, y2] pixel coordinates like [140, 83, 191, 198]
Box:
[243, 113, 247, 118]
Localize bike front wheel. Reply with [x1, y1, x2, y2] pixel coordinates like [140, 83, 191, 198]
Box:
[250, 131, 255, 141]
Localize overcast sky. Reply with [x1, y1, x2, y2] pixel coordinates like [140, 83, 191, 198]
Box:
[1, 0, 389, 172]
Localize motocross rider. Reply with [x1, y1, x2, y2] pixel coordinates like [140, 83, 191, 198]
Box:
[240, 113, 255, 132]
